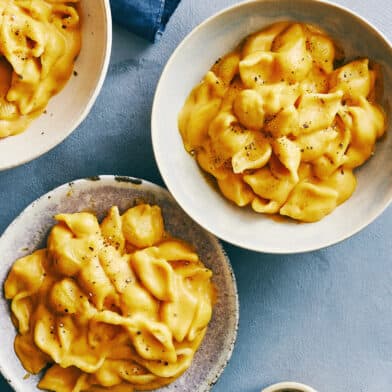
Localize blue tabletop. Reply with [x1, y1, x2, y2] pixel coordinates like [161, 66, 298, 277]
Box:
[1, 0, 392, 391]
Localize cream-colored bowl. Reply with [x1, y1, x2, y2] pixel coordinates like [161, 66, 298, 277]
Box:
[262, 381, 318, 392]
[0, 0, 112, 171]
[152, 0, 392, 254]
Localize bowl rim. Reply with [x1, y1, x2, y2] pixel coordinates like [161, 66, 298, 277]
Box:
[0, 175, 239, 392]
[261, 381, 318, 392]
[151, 0, 392, 254]
[0, 0, 113, 171]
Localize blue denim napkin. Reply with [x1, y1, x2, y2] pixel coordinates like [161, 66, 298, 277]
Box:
[110, 0, 181, 42]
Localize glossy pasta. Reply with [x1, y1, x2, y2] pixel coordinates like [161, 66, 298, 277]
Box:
[4, 204, 214, 391]
[0, 0, 81, 138]
[178, 21, 386, 222]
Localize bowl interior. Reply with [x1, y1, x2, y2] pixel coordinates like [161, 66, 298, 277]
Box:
[0, 176, 238, 392]
[0, 0, 112, 171]
[152, 0, 392, 253]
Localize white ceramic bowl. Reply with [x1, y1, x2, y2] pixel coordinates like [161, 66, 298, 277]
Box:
[0, 0, 112, 171]
[152, 0, 392, 254]
[0, 175, 238, 392]
[262, 381, 318, 392]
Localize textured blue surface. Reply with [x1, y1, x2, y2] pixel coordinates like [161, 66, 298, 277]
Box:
[1, 0, 392, 391]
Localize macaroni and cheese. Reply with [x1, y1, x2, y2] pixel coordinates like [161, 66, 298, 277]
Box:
[5, 203, 214, 391]
[179, 21, 386, 222]
[0, 0, 81, 138]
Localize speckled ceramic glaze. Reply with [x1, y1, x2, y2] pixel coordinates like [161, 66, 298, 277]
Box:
[152, 0, 392, 253]
[0, 176, 239, 392]
[0, 0, 112, 171]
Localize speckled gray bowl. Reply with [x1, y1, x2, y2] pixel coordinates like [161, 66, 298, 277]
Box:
[0, 175, 239, 392]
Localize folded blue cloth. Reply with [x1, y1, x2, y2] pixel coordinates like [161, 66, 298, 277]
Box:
[110, 0, 181, 42]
